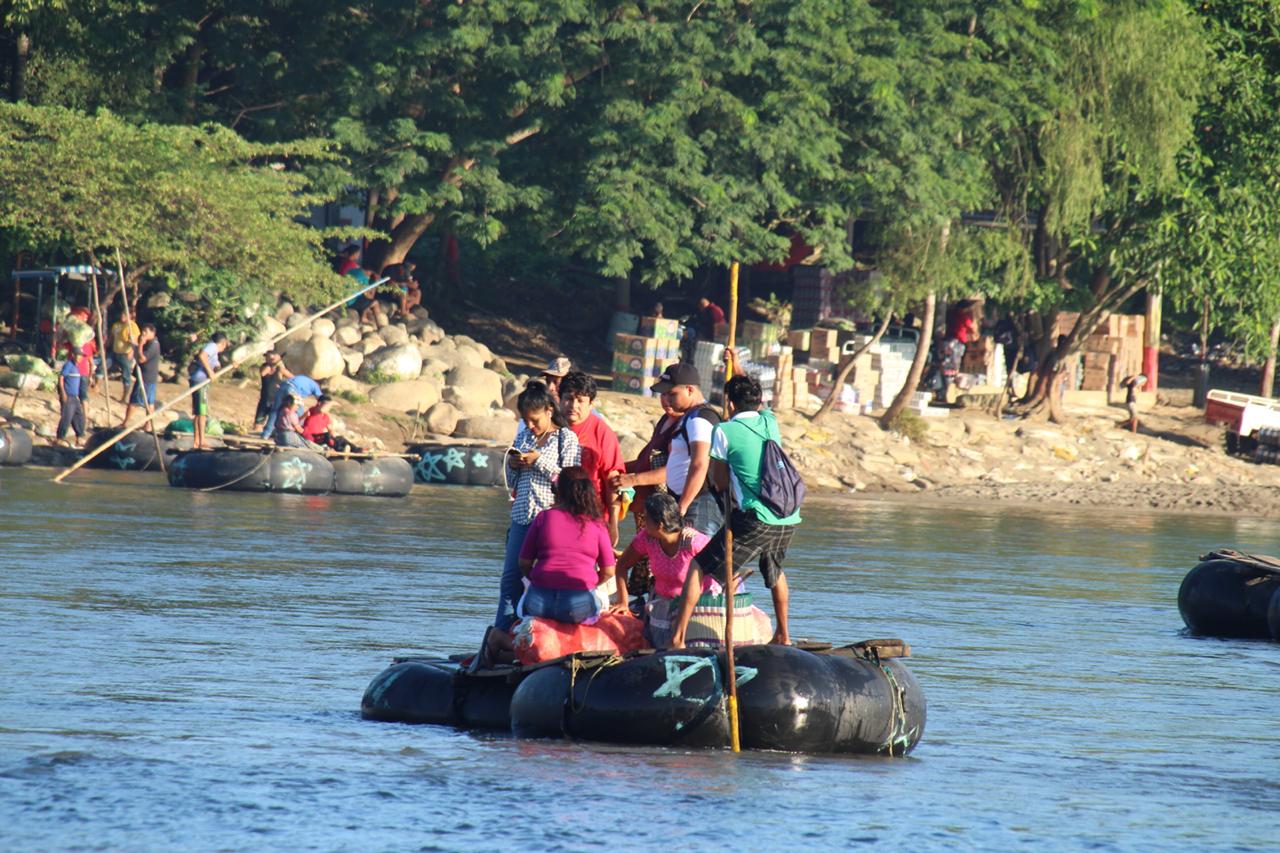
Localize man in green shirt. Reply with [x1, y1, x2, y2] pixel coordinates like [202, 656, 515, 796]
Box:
[670, 371, 800, 648]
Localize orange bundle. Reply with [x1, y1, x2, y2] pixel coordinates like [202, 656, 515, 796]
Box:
[512, 611, 646, 665]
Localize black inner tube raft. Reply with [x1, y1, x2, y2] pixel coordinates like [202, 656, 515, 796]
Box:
[1179, 550, 1280, 640]
[362, 643, 926, 756]
[332, 456, 414, 497]
[0, 426, 33, 465]
[167, 448, 335, 494]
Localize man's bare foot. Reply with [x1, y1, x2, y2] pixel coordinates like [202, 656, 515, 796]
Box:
[770, 630, 792, 646]
[669, 636, 685, 650]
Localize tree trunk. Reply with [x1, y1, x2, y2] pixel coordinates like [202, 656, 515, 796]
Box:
[1199, 296, 1210, 359]
[880, 292, 935, 426]
[812, 313, 891, 423]
[613, 275, 630, 312]
[1262, 317, 1280, 398]
[10, 32, 29, 102]
[366, 212, 436, 272]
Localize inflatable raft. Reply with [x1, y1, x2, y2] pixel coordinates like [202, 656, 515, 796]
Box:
[167, 448, 336, 494]
[409, 443, 506, 486]
[332, 456, 414, 497]
[1179, 549, 1280, 641]
[362, 641, 925, 756]
[0, 426, 33, 466]
[82, 427, 196, 472]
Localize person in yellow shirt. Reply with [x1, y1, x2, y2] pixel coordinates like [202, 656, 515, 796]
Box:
[109, 306, 140, 405]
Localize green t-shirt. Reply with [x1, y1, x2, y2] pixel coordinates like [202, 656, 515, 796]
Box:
[710, 410, 801, 526]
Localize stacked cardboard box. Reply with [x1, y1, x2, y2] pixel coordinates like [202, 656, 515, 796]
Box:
[1056, 312, 1145, 392]
[612, 319, 682, 395]
[740, 320, 783, 360]
[808, 328, 840, 362]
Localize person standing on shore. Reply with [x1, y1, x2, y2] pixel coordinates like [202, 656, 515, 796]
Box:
[253, 352, 293, 432]
[56, 356, 86, 447]
[1122, 374, 1148, 433]
[109, 305, 140, 405]
[188, 332, 228, 450]
[120, 324, 160, 428]
[497, 381, 581, 631]
[670, 371, 802, 649]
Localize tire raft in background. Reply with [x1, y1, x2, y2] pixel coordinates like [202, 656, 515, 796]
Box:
[332, 456, 414, 497]
[167, 448, 336, 494]
[408, 443, 506, 486]
[0, 426, 34, 466]
[82, 427, 196, 472]
[1178, 549, 1280, 641]
[362, 643, 927, 756]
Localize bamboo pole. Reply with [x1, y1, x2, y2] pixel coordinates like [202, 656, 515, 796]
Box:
[723, 260, 740, 753]
[52, 278, 387, 483]
[89, 268, 114, 426]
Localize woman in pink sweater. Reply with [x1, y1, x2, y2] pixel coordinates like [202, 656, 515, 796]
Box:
[518, 466, 616, 624]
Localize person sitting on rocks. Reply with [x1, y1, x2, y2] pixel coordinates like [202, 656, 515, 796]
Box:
[302, 395, 363, 453]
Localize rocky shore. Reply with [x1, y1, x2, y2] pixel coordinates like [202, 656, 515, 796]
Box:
[4, 301, 1276, 518]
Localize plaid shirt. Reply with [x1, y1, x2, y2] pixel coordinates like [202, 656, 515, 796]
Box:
[508, 425, 581, 524]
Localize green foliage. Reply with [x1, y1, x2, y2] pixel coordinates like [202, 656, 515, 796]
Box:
[331, 389, 367, 405]
[0, 102, 358, 301]
[884, 409, 929, 443]
[150, 265, 263, 367]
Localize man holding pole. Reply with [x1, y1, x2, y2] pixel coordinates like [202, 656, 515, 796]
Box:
[669, 356, 801, 649]
[189, 332, 229, 450]
[109, 304, 140, 405]
[121, 324, 160, 428]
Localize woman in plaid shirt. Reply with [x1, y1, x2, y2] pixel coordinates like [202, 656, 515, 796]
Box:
[497, 381, 581, 630]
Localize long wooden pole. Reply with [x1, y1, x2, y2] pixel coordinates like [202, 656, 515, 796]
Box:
[89, 268, 114, 426]
[115, 249, 165, 473]
[52, 277, 386, 483]
[724, 260, 740, 753]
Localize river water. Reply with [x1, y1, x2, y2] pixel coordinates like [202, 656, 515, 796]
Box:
[1, 466, 1276, 850]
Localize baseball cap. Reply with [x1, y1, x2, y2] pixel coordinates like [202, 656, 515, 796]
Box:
[651, 362, 701, 393]
[542, 356, 572, 378]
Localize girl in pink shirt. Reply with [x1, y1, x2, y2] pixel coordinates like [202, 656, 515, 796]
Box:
[518, 466, 616, 624]
[615, 492, 713, 648]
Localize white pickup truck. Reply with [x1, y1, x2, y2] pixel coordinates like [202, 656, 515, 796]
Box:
[1204, 389, 1280, 453]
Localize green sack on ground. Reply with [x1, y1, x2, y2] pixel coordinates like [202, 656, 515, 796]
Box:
[167, 417, 226, 437]
[3, 355, 55, 378]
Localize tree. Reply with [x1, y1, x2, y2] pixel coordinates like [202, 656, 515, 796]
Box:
[983, 0, 1208, 421]
[0, 102, 354, 303]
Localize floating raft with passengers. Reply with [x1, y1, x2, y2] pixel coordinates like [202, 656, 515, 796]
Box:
[0, 426, 33, 466]
[166, 446, 414, 497]
[362, 640, 926, 756]
[1179, 549, 1280, 642]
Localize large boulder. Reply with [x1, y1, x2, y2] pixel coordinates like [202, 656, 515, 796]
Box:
[285, 311, 310, 329]
[453, 415, 517, 443]
[310, 317, 336, 339]
[360, 343, 423, 382]
[340, 348, 363, 376]
[420, 357, 451, 381]
[324, 374, 368, 397]
[417, 320, 446, 346]
[334, 322, 361, 347]
[369, 378, 442, 413]
[229, 341, 271, 365]
[453, 344, 489, 370]
[424, 401, 461, 436]
[286, 334, 346, 380]
[275, 302, 295, 323]
[358, 333, 386, 355]
[258, 315, 286, 340]
[381, 324, 410, 347]
[444, 364, 504, 413]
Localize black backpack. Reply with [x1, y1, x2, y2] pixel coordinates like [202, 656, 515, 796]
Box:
[742, 413, 805, 518]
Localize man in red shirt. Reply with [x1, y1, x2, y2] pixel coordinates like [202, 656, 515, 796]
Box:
[558, 370, 624, 544]
[696, 297, 726, 340]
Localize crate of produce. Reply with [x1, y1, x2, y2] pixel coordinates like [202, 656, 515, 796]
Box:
[638, 316, 681, 339]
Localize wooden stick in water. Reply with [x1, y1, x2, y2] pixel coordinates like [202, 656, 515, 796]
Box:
[51, 278, 388, 483]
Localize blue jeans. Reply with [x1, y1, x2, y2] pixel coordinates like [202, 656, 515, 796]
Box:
[495, 521, 532, 631]
[522, 585, 599, 625]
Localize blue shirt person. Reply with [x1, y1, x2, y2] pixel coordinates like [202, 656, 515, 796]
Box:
[260, 374, 324, 437]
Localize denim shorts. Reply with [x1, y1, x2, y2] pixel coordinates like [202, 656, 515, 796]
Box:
[521, 584, 599, 625]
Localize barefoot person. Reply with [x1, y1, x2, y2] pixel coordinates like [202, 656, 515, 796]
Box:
[188, 332, 228, 450]
[670, 371, 801, 649]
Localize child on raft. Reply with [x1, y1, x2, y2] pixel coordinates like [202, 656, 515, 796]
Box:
[613, 491, 719, 649]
